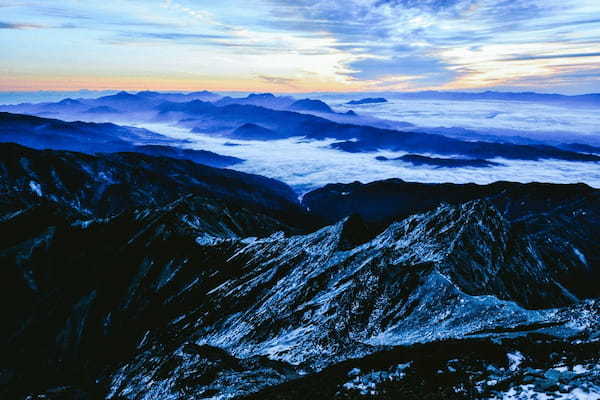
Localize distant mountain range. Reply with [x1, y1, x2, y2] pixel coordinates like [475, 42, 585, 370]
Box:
[215, 92, 295, 109]
[0, 90, 224, 119]
[2, 87, 600, 175]
[3, 90, 600, 166]
[155, 100, 600, 162]
[376, 154, 503, 168]
[330, 135, 600, 162]
[0, 111, 160, 153]
[0, 112, 244, 168]
[347, 97, 388, 105]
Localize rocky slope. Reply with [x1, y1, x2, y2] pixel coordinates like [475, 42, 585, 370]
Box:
[242, 320, 600, 399]
[302, 178, 599, 224]
[1, 144, 599, 399]
[0, 143, 306, 224]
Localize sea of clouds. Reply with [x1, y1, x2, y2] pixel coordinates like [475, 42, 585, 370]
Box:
[3, 90, 599, 194]
[318, 94, 600, 145]
[137, 122, 600, 195]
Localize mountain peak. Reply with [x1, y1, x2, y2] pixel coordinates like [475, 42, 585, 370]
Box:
[289, 98, 334, 113]
[231, 123, 277, 140]
[57, 98, 82, 105]
[136, 90, 160, 96]
[248, 93, 275, 99]
[189, 90, 216, 95]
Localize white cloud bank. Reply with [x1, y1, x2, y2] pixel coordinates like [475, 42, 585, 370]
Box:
[138, 123, 600, 195]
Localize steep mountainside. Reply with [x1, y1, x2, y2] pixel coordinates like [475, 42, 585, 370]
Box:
[0, 143, 306, 225]
[1, 144, 599, 399]
[3, 195, 599, 399]
[302, 178, 599, 224]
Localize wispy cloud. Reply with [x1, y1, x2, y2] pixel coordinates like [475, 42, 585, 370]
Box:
[257, 75, 299, 87]
[505, 52, 600, 61]
[2, 0, 600, 92]
[0, 21, 45, 29]
[115, 31, 233, 42]
[318, 1, 597, 90]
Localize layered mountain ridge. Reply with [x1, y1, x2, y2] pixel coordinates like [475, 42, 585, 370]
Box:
[3, 90, 600, 163]
[0, 112, 246, 168]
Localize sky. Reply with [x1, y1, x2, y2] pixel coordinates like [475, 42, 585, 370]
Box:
[1, 0, 600, 93]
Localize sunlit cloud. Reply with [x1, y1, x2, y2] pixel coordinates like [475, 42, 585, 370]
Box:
[436, 42, 600, 89]
[1, 0, 599, 92]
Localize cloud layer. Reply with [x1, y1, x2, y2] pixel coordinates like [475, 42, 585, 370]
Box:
[137, 109, 600, 195]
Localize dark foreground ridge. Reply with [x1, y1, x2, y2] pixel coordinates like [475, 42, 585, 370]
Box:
[302, 178, 599, 224]
[0, 143, 310, 227]
[1, 144, 599, 399]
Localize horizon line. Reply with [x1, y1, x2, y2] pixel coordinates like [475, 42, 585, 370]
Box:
[1, 88, 599, 96]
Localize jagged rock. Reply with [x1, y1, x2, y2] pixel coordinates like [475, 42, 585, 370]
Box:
[1, 145, 599, 399]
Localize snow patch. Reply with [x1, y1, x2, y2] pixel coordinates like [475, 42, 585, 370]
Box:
[508, 352, 525, 371]
[341, 363, 412, 396]
[196, 234, 226, 246]
[29, 180, 42, 196]
[493, 384, 600, 400]
[574, 247, 587, 264]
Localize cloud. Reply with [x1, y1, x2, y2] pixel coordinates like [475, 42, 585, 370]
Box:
[28, 3, 182, 29]
[32, 5, 95, 21]
[257, 75, 299, 86]
[2, 0, 600, 93]
[142, 117, 600, 195]
[347, 54, 457, 85]
[0, 21, 45, 29]
[505, 52, 600, 61]
[160, 0, 224, 27]
[258, 0, 600, 91]
[116, 31, 233, 41]
[105, 31, 302, 55]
